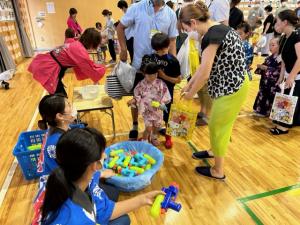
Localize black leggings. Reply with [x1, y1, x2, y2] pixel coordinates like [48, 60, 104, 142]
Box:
[55, 67, 68, 97]
[108, 39, 116, 61]
[126, 37, 134, 63]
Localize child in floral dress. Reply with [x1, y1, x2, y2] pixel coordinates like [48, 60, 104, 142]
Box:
[128, 62, 171, 146]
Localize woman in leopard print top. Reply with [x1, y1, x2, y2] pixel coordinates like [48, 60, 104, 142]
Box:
[179, 1, 249, 180]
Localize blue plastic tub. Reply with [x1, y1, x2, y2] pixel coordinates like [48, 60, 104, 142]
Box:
[104, 141, 164, 192]
[13, 130, 46, 180]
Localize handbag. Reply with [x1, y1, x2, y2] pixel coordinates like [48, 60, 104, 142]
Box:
[166, 99, 198, 140]
[270, 83, 298, 125]
[105, 64, 133, 100]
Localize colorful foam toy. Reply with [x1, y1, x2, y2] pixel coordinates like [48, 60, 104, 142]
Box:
[105, 149, 157, 177]
[150, 183, 182, 218]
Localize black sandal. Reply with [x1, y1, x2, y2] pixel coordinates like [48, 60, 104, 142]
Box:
[192, 151, 214, 160]
[195, 166, 226, 180]
[270, 127, 289, 135]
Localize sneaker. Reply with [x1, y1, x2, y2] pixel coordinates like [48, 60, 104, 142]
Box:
[165, 135, 173, 149]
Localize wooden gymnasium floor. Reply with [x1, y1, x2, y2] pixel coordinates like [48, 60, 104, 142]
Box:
[0, 56, 300, 225]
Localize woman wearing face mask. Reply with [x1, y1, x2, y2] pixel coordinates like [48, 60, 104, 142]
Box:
[67, 8, 82, 38]
[179, 1, 249, 180]
[34, 128, 162, 225]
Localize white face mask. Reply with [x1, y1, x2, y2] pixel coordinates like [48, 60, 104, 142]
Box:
[188, 31, 199, 41]
[71, 107, 78, 118]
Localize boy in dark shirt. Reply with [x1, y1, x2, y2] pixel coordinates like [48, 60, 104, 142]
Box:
[141, 33, 181, 148]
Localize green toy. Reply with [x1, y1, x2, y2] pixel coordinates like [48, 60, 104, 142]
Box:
[27, 144, 42, 151]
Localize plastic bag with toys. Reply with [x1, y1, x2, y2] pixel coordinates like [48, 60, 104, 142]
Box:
[166, 99, 198, 140]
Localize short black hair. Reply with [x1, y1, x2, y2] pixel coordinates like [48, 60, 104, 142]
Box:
[65, 28, 75, 39]
[151, 33, 170, 51]
[166, 1, 174, 9]
[95, 22, 102, 28]
[117, 0, 128, 9]
[102, 9, 112, 16]
[69, 8, 77, 16]
[231, 0, 241, 6]
[237, 22, 252, 33]
[144, 62, 159, 75]
[79, 28, 101, 49]
[114, 21, 120, 27]
[264, 5, 272, 12]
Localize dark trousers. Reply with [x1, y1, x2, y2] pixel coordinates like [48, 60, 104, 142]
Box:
[99, 181, 119, 202]
[99, 181, 131, 225]
[126, 37, 134, 63]
[108, 39, 116, 61]
[54, 67, 68, 97]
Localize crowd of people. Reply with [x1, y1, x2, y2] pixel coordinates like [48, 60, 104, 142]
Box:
[27, 0, 300, 224]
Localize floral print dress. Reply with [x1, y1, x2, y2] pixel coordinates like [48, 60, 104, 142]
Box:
[134, 78, 171, 128]
[253, 54, 281, 116]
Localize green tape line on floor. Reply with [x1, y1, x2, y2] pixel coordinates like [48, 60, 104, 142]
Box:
[241, 202, 264, 225]
[238, 183, 300, 203]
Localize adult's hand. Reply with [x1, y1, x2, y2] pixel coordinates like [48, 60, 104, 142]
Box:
[120, 49, 128, 62]
[181, 91, 194, 100]
[285, 75, 295, 89]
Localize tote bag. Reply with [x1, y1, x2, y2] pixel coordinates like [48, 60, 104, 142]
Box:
[270, 83, 298, 125]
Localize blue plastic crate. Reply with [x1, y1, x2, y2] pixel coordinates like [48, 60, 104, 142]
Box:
[13, 130, 46, 180]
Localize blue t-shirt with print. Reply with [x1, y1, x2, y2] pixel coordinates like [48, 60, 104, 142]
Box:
[37, 130, 63, 177]
[44, 171, 115, 225]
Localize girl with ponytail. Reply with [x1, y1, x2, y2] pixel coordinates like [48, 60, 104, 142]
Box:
[270, 9, 300, 134]
[37, 94, 77, 177]
[179, 1, 249, 180]
[36, 128, 162, 225]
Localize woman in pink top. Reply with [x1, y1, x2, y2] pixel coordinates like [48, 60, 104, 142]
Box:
[28, 28, 106, 96]
[67, 8, 82, 38]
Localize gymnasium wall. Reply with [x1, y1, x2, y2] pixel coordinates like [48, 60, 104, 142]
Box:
[26, 0, 127, 49]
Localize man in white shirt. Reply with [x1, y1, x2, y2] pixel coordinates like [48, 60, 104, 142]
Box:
[205, 0, 230, 25]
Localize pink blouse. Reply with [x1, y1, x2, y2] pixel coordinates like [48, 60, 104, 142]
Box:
[28, 41, 105, 94]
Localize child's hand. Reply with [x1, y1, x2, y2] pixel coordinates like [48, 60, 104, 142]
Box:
[100, 169, 116, 179]
[127, 98, 136, 107]
[257, 64, 267, 70]
[175, 77, 182, 84]
[140, 191, 165, 205]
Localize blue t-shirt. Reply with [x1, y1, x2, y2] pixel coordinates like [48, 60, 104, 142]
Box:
[37, 130, 63, 177]
[38, 172, 115, 225]
[121, 0, 178, 70]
